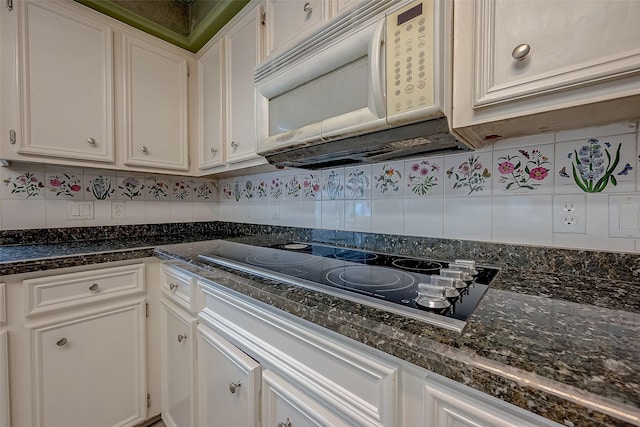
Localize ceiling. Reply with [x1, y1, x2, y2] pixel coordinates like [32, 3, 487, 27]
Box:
[75, 0, 249, 53]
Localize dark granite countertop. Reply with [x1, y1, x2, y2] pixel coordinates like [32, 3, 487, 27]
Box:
[1, 224, 638, 427]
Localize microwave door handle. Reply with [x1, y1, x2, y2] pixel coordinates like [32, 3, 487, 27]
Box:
[369, 19, 386, 118]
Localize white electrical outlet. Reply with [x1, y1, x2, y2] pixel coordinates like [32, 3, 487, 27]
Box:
[553, 195, 586, 233]
[111, 201, 126, 219]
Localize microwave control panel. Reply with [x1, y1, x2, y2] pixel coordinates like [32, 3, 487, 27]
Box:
[386, 0, 434, 123]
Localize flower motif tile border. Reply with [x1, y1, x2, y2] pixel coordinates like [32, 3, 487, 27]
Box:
[146, 177, 171, 200]
[404, 157, 444, 197]
[301, 172, 321, 200]
[444, 152, 493, 196]
[116, 173, 146, 201]
[373, 161, 404, 199]
[1, 166, 46, 200]
[46, 167, 84, 200]
[493, 144, 554, 194]
[284, 174, 302, 200]
[85, 172, 116, 200]
[322, 169, 344, 200]
[555, 133, 636, 194]
[344, 166, 372, 200]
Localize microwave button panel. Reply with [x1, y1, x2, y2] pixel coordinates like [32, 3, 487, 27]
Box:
[387, 0, 434, 117]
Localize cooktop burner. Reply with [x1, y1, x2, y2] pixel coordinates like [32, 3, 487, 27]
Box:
[197, 240, 500, 332]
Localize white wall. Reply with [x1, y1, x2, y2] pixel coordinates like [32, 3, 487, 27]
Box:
[2, 121, 639, 253]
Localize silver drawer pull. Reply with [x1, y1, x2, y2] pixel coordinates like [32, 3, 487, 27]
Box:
[303, 2, 312, 13]
[177, 334, 187, 343]
[87, 137, 96, 145]
[169, 283, 178, 291]
[511, 43, 530, 61]
[56, 338, 68, 347]
[229, 381, 241, 394]
[278, 418, 292, 427]
[230, 141, 238, 149]
[89, 283, 99, 292]
[140, 145, 149, 153]
[210, 147, 217, 154]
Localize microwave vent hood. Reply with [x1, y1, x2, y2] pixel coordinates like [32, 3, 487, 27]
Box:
[261, 118, 471, 170]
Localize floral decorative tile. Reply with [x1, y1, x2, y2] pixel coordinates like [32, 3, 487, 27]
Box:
[301, 172, 321, 200]
[284, 174, 302, 200]
[373, 161, 404, 198]
[243, 177, 256, 200]
[146, 176, 170, 200]
[254, 176, 269, 200]
[192, 180, 215, 201]
[116, 173, 145, 200]
[269, 176, 284, 200]
[555, 133, 636, 194]
[322, 169, 344, 200]
[232, 179, 243, 202]
[1, 167, 45, 200]
[171, 179, 192, 201]
[404, 157, 443, 197]
[46, 167, 84, 199]
[85, 172, 116, 200]
[444, 152, 492, 196]
[344, 166, 371, 199]
[493, 145, 554, 194]
[221, 181, 233, 201]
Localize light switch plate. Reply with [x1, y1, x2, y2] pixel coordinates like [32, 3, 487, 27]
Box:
[66, 201, 94, 220]
[609, 195, 640, 238]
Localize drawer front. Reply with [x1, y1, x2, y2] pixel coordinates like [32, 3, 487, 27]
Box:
[160, 265, 196, 313]
[24, 264, 145, 316]
[198, 279, 398, 427]
[0, 283, 5, 325]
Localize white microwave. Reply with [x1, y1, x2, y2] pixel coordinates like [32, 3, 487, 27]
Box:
[255, 0, 469, 168]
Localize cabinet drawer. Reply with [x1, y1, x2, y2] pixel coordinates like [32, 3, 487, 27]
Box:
[161, 265, 197, 313]
[24, 264, 145, 316]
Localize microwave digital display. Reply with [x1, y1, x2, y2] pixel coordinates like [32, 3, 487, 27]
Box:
[397, 3, 422, 26]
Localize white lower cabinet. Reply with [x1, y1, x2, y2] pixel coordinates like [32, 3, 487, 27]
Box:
[422, 373, 561, 427]
[160, 300, 197, 427]
[30, 300, 147, 427]
[196, 323, 260, 427]
[0, 331, 9, 427]
[262, 369, 348, 427]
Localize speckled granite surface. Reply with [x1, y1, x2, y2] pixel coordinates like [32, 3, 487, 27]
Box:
[1, 222, 638, 426]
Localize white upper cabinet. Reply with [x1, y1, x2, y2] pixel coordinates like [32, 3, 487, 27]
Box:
[16, 1, 114, 162]
[225, 4, 265, 164]
[452, 0, 640, 146]
[121, 33, 189, 172]
[265, 0, 331, 58]
[198, 38, 226, 170]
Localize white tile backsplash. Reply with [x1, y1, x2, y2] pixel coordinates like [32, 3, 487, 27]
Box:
[1, 121, 639, 253]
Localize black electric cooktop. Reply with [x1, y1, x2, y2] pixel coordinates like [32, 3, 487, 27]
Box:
[198, 240, 500, 332]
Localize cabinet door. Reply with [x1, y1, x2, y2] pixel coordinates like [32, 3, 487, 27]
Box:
[197, 324, 260, 427]
[422, 374, 562, 427]
[225, 7, 264, 163]
[121, 33, 189, 171]
[266, 0, 331, 57]
[160, 300, 197, 427]
[472, 0, 640, 108]
[0, 331, 9, 427]
[17, 1, 114, 162]
[198, 38, 226, 170]
[31, 301, 146, 427]
[262, 369, 348, 427]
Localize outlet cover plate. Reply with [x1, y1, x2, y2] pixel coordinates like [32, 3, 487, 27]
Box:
[553, 195, 586, 234]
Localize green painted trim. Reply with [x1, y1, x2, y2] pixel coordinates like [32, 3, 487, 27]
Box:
[188, 0, 250, 52]
[75, 0, 249, 53]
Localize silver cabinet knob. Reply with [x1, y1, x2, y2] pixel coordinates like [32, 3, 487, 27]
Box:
[89, 283, 99, 292]
[278, 418, 292, 427]
[210, 147, 217, 154]
[169, 283, 178, 291]
[303, 2, 312, 13]
[511, 43, 530, 61]
[229, 381, 241, 394]
[56, 338, 68, 347]
[177, 334, 187, 343]
[87, 137, 96, 145]
[9, 129, 16, 145]
[230, 141, 238, 149]
[140, 146, 149, 153]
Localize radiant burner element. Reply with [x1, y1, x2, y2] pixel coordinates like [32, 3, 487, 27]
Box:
[197, 240, 500, 332]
